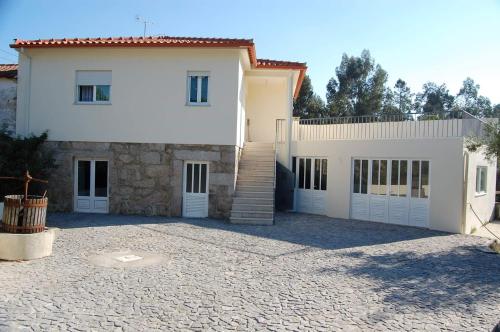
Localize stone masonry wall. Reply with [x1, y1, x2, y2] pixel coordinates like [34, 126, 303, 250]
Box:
[0, 78, 16, 134]
[44, 142, 237, 219]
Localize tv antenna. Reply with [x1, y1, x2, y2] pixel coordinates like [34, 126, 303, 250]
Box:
[135, 15, 154, 37]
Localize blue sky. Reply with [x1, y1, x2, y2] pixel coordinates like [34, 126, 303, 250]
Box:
[0, 0, 499, 103]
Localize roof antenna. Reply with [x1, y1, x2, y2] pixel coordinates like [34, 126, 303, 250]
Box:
[135, 15, 154, 38]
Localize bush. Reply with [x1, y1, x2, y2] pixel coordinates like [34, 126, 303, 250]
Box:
[0, 130, 56, 202]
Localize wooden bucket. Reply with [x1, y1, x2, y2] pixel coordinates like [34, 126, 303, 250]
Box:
[2, 195, 48, 234]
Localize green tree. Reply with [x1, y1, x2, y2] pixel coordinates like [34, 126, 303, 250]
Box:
[393, 79, 413, 114]
[293, 75, 326, 118]
[455, 77, 494, 117]
[326, 50, 388, 117]
[414, 82, 454, 115]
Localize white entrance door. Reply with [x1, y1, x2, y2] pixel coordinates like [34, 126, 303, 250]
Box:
[409, 160, 430, 227]
[369, 159, 389, 223]
[388, 160, 410, 225]
[351, 159, 370, 220]
[74, 159, 109, 213]
[351, 158, 430, 228]
[183, 161, 209, 218]
[295, 157, 327, 215]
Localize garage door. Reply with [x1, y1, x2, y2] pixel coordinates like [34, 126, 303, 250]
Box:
[294, 157, 327, 215]
[351, 158, 430, 227]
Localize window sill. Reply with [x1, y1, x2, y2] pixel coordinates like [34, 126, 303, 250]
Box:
[475, 192, 487, 197]
[186, 102, 210, 107]
[74, 102, 112, 106]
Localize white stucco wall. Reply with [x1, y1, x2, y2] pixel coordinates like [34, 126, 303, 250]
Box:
[245, 74, 289, 143]
[463, 147, 496, 234]
[16, 48, 243, 145]
[292, 138, 467, 233]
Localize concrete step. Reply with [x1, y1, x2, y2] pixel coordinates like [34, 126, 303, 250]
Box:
[240, 156, 275, 162]
[231, 210, 274, 219]
[232, 203, 274, 212]
[237, 169, 275, 175]
[234, 191, 274, 199]
[237, 175, 275, 181]
[232, 197, 274, 205]
[236, 185, 273, 192]
[230, 217, 274, 226]
[236, 179, 274, 187]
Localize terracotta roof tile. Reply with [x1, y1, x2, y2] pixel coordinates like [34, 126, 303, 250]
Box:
[0, 64, 18, 79]
[11, 36, 254, 48]
[256, 59, 307, 69]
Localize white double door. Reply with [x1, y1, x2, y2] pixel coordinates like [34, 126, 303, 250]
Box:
[351, 158, 430, 227]
[294, 157, 328, 215]
[74, 159, 109, 213]
[183, 161, 209, 218]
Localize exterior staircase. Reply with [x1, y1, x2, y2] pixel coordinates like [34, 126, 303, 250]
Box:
[230, 142, 275, 225]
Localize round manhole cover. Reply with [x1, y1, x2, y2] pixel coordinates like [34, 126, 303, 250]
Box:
[87, 250, 165, 268]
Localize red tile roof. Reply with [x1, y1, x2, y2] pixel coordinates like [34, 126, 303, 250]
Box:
[11, 36, 306, 97]
[0, 64, 18, 79]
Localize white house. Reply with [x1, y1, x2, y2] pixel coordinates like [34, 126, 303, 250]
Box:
[8, 35, 496, 234]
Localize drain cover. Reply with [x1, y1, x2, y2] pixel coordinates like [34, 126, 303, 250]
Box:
[87, 250, 164, 268]
[115, 254, 143, 263]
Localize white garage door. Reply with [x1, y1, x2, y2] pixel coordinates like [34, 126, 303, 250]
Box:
[351, 158, 430, 227]
[294, 157, 327, 215]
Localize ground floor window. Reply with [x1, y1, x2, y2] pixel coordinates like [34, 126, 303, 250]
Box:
[476, 166, 487, 194]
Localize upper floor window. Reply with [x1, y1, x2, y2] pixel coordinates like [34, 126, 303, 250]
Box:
[76, 71, 111, 104]
[187, 72, 209, 105]
[476, 166, 487, 195]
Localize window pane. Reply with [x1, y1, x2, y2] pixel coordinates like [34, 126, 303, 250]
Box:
[314, 159, 320, 190]
[305, 158, 311, 189]
[189, 76, 198, 103]
[420, 161, 429, 198]
[200, 164, 207, 193]
[411, 161, 420, 198]
[390, 160, 399, 196]
[201, 76, 208, 103]
[361, 160, 368, 194]
[321, 159, 327, 191]
[94, 161, 108, 197]
[298, 158, 304, 189]
[371, 160, 379, 195]
[380, 160, 387, 195]
[193, 164, 200, 193]
[481, 168, 487, 193]
[400, 160, 408, 197]
[186, 164, 192, 193]
[79, 85, 93, 102]
[96, 85, 110, 101]
[77, 160, 91, 196]
[353, 160, 360, 193]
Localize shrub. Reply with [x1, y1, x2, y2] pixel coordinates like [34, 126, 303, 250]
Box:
[0, 130, 56, 201]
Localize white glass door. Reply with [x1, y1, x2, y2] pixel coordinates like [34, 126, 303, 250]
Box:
[295, 157, 327, 215]
[74, 160, 109, 213]
[183, 161, 209, 218]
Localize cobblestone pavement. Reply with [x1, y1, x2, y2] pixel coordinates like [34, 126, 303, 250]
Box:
[1, 213, 499, 331]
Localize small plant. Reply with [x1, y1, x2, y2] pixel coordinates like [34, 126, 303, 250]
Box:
[0, 129, 56, 201]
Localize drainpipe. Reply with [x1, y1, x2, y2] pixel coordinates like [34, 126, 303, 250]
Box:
[287, 74, 293, 169]
[462, 150, 469, 234]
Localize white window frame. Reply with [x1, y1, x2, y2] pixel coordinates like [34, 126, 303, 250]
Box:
[76, 85, 112, 105]
[475, 166, 488, 195]
[186, 71, 210, 106]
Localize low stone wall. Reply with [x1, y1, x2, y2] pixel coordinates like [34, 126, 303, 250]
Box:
[0, 78, 16, 134]
[44, 142, 238, 219]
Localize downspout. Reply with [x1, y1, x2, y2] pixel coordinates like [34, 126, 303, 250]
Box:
[287, 73, 293, 169]
[18, 47, 32, 136]
[461, 150, 469, 234]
